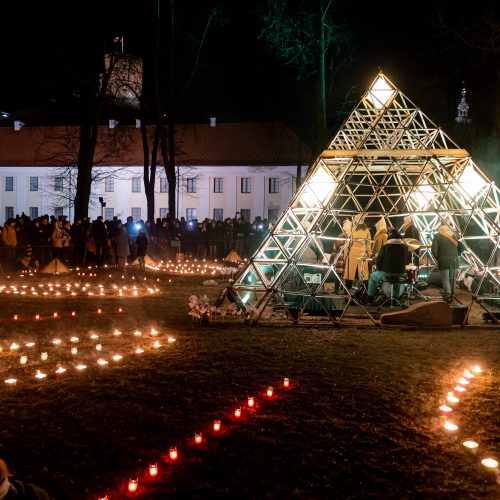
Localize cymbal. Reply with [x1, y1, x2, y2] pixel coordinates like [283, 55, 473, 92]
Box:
[403, 238, 423, 251]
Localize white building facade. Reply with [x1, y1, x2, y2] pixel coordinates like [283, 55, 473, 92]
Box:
[0, 122, 307, 224]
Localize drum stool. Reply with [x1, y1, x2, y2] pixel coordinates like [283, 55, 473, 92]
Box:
[377, 275, 408, 310]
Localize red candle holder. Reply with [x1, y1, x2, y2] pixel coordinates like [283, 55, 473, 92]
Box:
[266, 386, 273, 397]
[213, 420, 221, 432]
[439, 405, 453, 416]
[195, 432, 203, 444]
[148, 463, 158, 477]
[169, 446, 178, 461]
[234, 407, 241, 418]
[128, 478, 138, 493]
[248, 396, 255, 408]
[283, 377, 290, 388]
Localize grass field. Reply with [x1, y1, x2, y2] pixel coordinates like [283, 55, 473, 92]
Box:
[0, 267, 498, 499]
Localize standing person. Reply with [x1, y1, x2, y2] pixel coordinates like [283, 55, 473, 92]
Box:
[91, 216, 109, 267]
[344, 221, 372, 290]
[51, 219, 69, 261]
[114, 223, 130, 272]
[431, 219, 464, 302]
[372, 217, 388, 258]
[367, 229, 409, 303]
[402, 215, 420, 241]
[136, 230, 149, 271]
[331, 220, 350, 294]
[1, 219, 17, 270]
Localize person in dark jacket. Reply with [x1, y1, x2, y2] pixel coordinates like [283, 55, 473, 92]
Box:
[402, 215, 420, 241]
[367, 229, 409, 302]
[431, 220, 464, 302]
[135, 230, 149, 271]
[0, 458, 51, 499]
[90, 216, 109, 266]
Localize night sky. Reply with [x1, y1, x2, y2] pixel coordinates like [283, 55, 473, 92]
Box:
[1, 0, 499, 176]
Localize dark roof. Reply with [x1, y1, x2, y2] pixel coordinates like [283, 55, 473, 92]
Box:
[0, 122, 309, 167]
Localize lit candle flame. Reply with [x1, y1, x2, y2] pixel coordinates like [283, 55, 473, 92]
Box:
[248, 396, 255, 407]
[195, 432, 203, 444]
[481, 458, 498, 469]
[234, 408, 241, 418]
[283, 377, 290, 388]
[462, 441, 478, 449]
[213, 420, 221, 432]
[443, 421, 458, 431]
[169, 447, 178, 460]
[128, 478, 138, 493]
[148, 464, 158, 477]
[471, 365, 482, 374]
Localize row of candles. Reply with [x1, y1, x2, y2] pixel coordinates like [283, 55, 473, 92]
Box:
[0, 281, 159, 297]
[2, 327, 176, 385]
[99, 378, 291, 498]
[439, 364, 499, 477]
[4, 307, 124, 323]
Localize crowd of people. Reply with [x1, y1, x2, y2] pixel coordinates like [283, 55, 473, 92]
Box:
[332, 215, 465, 303]
[0, 212, 271, 272]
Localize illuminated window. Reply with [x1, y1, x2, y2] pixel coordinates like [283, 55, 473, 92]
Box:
[29, 207, 38, 219]
[241, 178, 251, 193]
[214, 178, 223, 193]
[30, 177, 38, 191]
[187, 178, 196, 193]
[132, 177, 141, 193]
[105, 177, 114, 192]
[269, 178, 279, 193]
[5, 206, 14, 220]
[213, 208, 223, 221]
[240, 209, 251, 222]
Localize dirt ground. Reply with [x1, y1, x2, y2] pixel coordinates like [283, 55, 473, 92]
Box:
[0, 264, 498, 499]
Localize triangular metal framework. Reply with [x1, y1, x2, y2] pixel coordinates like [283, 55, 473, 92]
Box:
[227, 73, 500, 324]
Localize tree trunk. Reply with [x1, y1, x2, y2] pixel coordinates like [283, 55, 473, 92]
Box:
[142, 118, 160, 222]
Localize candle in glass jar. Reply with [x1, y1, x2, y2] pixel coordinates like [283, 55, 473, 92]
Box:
[248, 396, 254, 407]
[439, 405, 452, 416]
[283, 377, 290, 388]
[128, 478, 138, 493]
[41, 352, 48, 361]
[195, 432, 203, 444]
[234, 407, 241, 418]
[213, 420, 221, 432]
[71, 347, 78, 355]
[169, 447, 178, 461]
[148, 463, 158, 477]
[20, 355, 27, 365]
[266, 386, 273, 397]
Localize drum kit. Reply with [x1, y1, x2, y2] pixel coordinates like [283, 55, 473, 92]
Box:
[402, 238, 428, 301]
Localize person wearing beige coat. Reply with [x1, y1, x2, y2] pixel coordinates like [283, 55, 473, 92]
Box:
[372, 217, 388, 258]
[344, 223, 372, 284]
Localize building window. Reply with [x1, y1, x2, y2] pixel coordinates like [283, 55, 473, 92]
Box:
[214, 178, 223, 193]
[104, 207, 114, 220]
[159, 208, 168, 219]
[186, 208, 197, 220]
[132, 177, 141, 193]
[213, 208, 223, 221]
[29, 207, 38, 220]
[240, 209, 251, 222]
[241, 178, 251, 193]
[54, 207, 64, 218]
[268, 208, 280, 222]
[5, 177, 13, 192]
[105, 177, 114, 193]
[131, 207, 141, 221]
[5, 206, 14, 220]
[30, 177, 38, 192]
[54, 177, 63, 192]
[269, 178, 279, 194]
[160, 177, 168, 193]
[187, 178, 196, 193]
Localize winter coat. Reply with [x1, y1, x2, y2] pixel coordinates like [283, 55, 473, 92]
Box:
[136, 234, 149, 257]
[431, 227, 464, 270]
[115, 230, 130, 258]
[331, 235, 347, 277]
[403, 224, 420, 241]
[375, 239, 409, 274]
[372, 218, 388, 257]
[1, 225, 17, 247]
[344, 227, 372, 280]
[52, 227, 68, 248]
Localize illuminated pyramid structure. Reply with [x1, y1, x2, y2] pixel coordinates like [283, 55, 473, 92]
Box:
[228, 72, 500, 324]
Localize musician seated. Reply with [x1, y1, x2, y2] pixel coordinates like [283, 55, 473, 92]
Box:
[366, 229, 409, 303]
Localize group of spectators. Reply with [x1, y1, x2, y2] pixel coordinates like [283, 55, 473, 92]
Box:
[0, 212, 271, 272]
